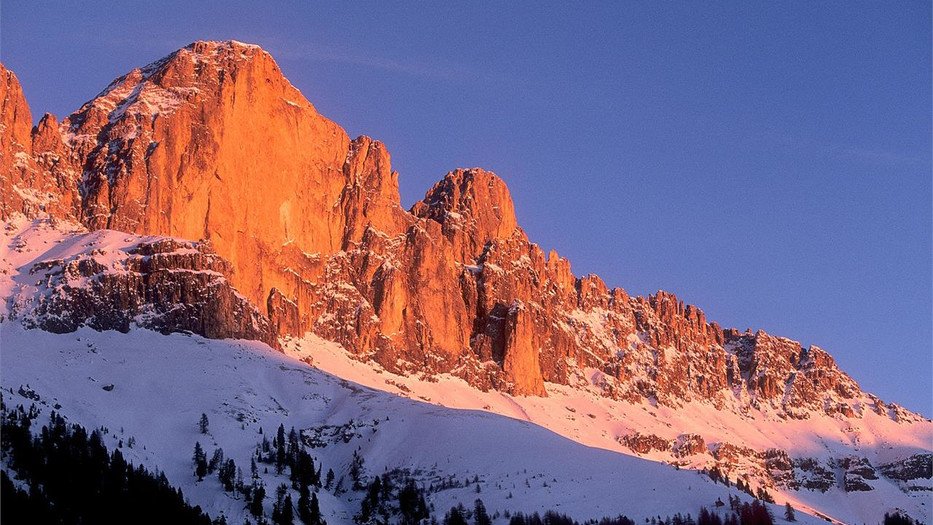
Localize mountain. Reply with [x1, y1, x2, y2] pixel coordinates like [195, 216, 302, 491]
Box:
[1, 41, 930, 524]
[0, 319, 801, 524]
[3, 40, 917, 413]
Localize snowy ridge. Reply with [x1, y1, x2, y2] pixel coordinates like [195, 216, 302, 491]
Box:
[0, 216, 930, 524]
[0, 324, 819, 525]
[2, 216, 201, 321]
[1, 216, 276, 344]
[283, 335, 932, 525]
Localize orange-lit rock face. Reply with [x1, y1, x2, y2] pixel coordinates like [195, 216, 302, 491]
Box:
[503, 302, 546, 396]
[63, 41, 366, 310]
[411, 167, 519, 263]
[0, 65, 32, 184]
[1, 65, 79, 220]
[0, 41, 912, 416]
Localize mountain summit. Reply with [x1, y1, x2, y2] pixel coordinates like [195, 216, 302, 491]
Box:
[2, 40, 931, 524]
[1, 41, 925, 412]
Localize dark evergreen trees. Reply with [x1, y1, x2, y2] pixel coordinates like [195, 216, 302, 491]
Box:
[474, 499, 492, 525]
[595, 516, 636, 525]
[350, 449, 365, 490]
[698, 508, 723, 525]
[194, 441, 208, 481]
[275, 424, 287, 474]
[1, 405, 212, 525]
[309, 491, 325, 525]
[736, 500, 773, 525]
[298, 483, 313, 524]
[250, 483, 267, 518]
[444, 503, 469, 525]
[884, 513, 918, 525]
[292, 449, 318, 489]
[219, 458, 238, 492]
[355, 475, 384, 524]
[281, 494, 295, 525]
[297, 487, 325, 525]
[210, 447, 225, 474]
[398, 478, 429, 525]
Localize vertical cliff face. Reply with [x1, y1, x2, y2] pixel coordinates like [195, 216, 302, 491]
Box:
[0, 65, 79, 220]
[0, 65, 33, 195]
[411, 167, 519, 263]
[0, 42, 924, 415]
[59, 41, 411, 315]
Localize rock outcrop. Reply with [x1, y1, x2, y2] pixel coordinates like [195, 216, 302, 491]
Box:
[0, 41, 927, 414]
[879, 454, 933, 482]
[7, 222, 276, 346]
[1, 65, 79, 220]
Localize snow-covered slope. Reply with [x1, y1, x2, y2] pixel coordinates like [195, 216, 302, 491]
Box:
[287, 336, 931, 525]
[1, 324, 804, 524]
[1, 218, 930, 525]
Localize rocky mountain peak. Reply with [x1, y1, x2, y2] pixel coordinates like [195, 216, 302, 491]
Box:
[1, 64, 32, 153]
[412, 167, 519, 263]
[1, 43, 926, 420]
[1, 65, 79, 220]
[64, 39, 302, 151]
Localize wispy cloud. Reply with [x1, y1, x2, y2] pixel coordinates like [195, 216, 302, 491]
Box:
[832, 144, 927, 167]
[279, 47, 462, 81]
[756, 127, 928, 168]
[261, 38, 505, 84]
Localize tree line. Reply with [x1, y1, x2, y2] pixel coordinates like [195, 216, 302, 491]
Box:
[2, 399, 922, 525]
[1, 399, 214, 525]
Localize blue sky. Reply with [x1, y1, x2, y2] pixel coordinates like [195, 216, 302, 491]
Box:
[2, 2, 930, 415]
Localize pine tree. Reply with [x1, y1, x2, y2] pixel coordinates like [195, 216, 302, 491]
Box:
[193, 442, 208, 481]
[474, 499, 492, 525]
[288, 427, 300, 467]
[398, 478, 428, 525]
[350, 450, 365, 490]
[272, 483, 292, 525]
[698, 508, 722, 525]
[325, 469, 334, 490]
[236, 467, 245, 496]
[199, 413, 210, 434]
[210, 448, 225, 474]
[884, 513, 918, 525]
[275, 424, 287, 474]
[280, 494, 294, 525]
[444, 504, 469, 525]
[292, 449, 316, 489]
[276, 424, 286, 447]
[309, 492, 325, 525]
[298, 484, 312, 525]
[250, 484, 266, 518]
[783, 503, 796, 522]
[355, 476, 382, 524]
[219, 458, 238, 492]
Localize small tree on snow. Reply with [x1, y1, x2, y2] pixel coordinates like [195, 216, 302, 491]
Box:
[193, 441, 208, 481]
[350, 450, 365, 490]
[784, 502, 796, 522]
[199, 413, 210, 434]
